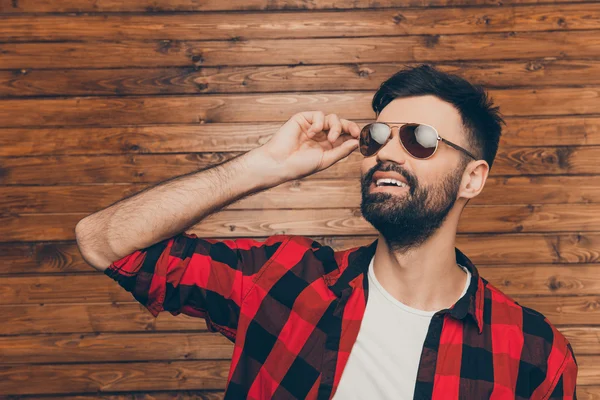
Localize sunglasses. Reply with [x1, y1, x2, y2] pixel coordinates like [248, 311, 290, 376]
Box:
[359, 122, 477, 160]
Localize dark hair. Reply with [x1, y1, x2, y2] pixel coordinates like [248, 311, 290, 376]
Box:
[372, 64, 505, 168]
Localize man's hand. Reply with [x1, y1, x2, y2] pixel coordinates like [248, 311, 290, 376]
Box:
[258, 111, 361, 182]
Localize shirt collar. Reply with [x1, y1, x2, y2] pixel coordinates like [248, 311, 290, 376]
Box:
[327, 238, 485, 334]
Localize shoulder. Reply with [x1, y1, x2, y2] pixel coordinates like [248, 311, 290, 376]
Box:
[273, 235, 364, 280]
[485, 280, 571, 351]
[483, 281, 576, 390]
[253, 234, 341, 272]
[485, 281, 562, 336]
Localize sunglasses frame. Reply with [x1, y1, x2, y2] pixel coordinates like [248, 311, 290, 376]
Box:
[360, 121, 478, 161]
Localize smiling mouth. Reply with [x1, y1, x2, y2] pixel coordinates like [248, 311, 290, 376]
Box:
[369, 181, 409, 193]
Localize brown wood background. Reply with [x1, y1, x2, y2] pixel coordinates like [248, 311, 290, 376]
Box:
[1, 0, 600, 398]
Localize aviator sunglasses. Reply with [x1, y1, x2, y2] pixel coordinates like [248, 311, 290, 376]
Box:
[359, 122, 477, 160]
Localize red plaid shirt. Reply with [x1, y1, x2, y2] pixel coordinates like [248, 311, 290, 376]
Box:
[105, 233, 578, 399]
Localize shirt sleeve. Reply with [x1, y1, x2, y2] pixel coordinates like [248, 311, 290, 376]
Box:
[104, 232, 292, 340]
[545, 342, 578, 400]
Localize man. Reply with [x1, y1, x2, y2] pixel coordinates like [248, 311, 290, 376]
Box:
[75, 65, 577, 399]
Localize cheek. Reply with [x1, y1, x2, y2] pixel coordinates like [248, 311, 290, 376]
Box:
[361, 159, 377, 177]
[412, 163, 444, 187]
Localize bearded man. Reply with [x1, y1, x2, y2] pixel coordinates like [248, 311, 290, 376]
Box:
[76, 65, 578, 400]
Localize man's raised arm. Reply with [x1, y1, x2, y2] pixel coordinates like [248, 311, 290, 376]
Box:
[74, 148, 284, 272]
[74, 111, 361, 272]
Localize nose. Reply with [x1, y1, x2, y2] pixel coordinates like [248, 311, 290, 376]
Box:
[374, 127, 408, 165]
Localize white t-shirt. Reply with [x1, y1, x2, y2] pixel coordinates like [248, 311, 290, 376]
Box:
[333, 255, 471, 400]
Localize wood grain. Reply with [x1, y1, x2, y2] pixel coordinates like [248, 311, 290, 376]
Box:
[563, 387, 600, 400]
[0, 302, 211, 335]
[0, 332, 234, 363]
[1, 116, 597, 157]
[2, 5, 599, 42]
[576, 356, 600, 386]
[1, 233, 598, 275]
[2, 176, 599, 216]
[2, 31, 599, 69]
[1, 0, 596, 13]
[1, 88, 600, 129]
[0, 327, 596, 365]
[516, 296, 600, 326]
[2, 297, 600, 333]
[1, 204, 599, 242]
[4, 393, 226, 400]
[0, 2, 598, 397]
[2, 265, 600, 306]
[4, 60, 600, 98]
[1, 147, 598, 187]
[0, 360, 230, 395]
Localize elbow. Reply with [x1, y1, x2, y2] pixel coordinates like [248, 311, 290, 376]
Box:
[75, 217, 112, 272]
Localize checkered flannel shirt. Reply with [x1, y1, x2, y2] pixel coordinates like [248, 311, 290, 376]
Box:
[105, 233, 578, 399]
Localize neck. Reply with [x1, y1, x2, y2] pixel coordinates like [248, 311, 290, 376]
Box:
[372, 209, 468, 312]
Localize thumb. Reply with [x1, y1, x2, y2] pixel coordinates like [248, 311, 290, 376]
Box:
[320, 138, 359, 170]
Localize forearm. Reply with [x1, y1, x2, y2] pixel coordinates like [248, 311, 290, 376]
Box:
[75, 148, 285, 271]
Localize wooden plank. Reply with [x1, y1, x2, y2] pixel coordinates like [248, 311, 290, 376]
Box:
[1, 204, 599, 242]
[1, 147, 598, 187]
[578, 356, 600, 387]
[478, 265, 600, 296]
[3, 357, 589, 394]
[573, 387, 600, 400]
[201, 204, 600, 235]
[0, 302, 212, 335]
[0, 360, 230, 395]
[4, 60, 600, 98]
[2, 5, 599, 42]
[559, 327, 600, 356]
[4, 393, 225, 400]
[2, 233, 598, 276]
[0, 327, 596, 365]
[3, 265, 600, 306]
[0, 0, 593, 14]
[1, 88, 600, 128]
[0, 332, 233, 363]
[5, 205, 600, 240]
[2, 176, 599, 216]
[2, 297, 600, 335]
[0, 123, 282, 156]
[1, 116, 597, 157]
[1, 31, 599, 69]
[516, 297, 600, 326]
[0, 242, 90, 275]
[1, 0, 597, 13]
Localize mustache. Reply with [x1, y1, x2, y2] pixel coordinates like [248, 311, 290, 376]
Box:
[365, 162, 418, 189]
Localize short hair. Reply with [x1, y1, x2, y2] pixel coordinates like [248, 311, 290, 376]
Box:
[371, 64, 505, 168]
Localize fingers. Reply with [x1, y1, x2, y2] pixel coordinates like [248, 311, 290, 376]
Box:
[304, 111, 325, 138]
[320, 137, 359, 170]
[325, 114, 361, 144]
[295, 111, 360, 142]
[340, 118, 361, 139]
[324, 114, 343, 144]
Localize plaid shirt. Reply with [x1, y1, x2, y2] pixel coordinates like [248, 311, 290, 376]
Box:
[105, 233, 578, 399]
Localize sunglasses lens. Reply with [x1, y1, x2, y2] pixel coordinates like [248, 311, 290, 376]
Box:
[360, 123, 391, 156]
[359, 122, 439, 159]
[400, 124, 438, 159]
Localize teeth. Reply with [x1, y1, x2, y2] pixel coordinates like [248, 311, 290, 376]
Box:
[375, 178, 407, 188]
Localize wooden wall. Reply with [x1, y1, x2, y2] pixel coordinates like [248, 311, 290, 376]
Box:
[1, 0, 600, 398]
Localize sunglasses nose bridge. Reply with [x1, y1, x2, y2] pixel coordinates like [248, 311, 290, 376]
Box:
[384, 124, 401, 143]
[374, 125, 411, 162]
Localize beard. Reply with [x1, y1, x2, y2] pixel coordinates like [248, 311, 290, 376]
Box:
[360, 162, 464, 253]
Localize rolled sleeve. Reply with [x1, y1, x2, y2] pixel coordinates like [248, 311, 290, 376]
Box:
[104, 232, 291, 340]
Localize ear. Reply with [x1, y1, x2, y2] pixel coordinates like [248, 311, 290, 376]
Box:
[459, 159, 489, 200]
